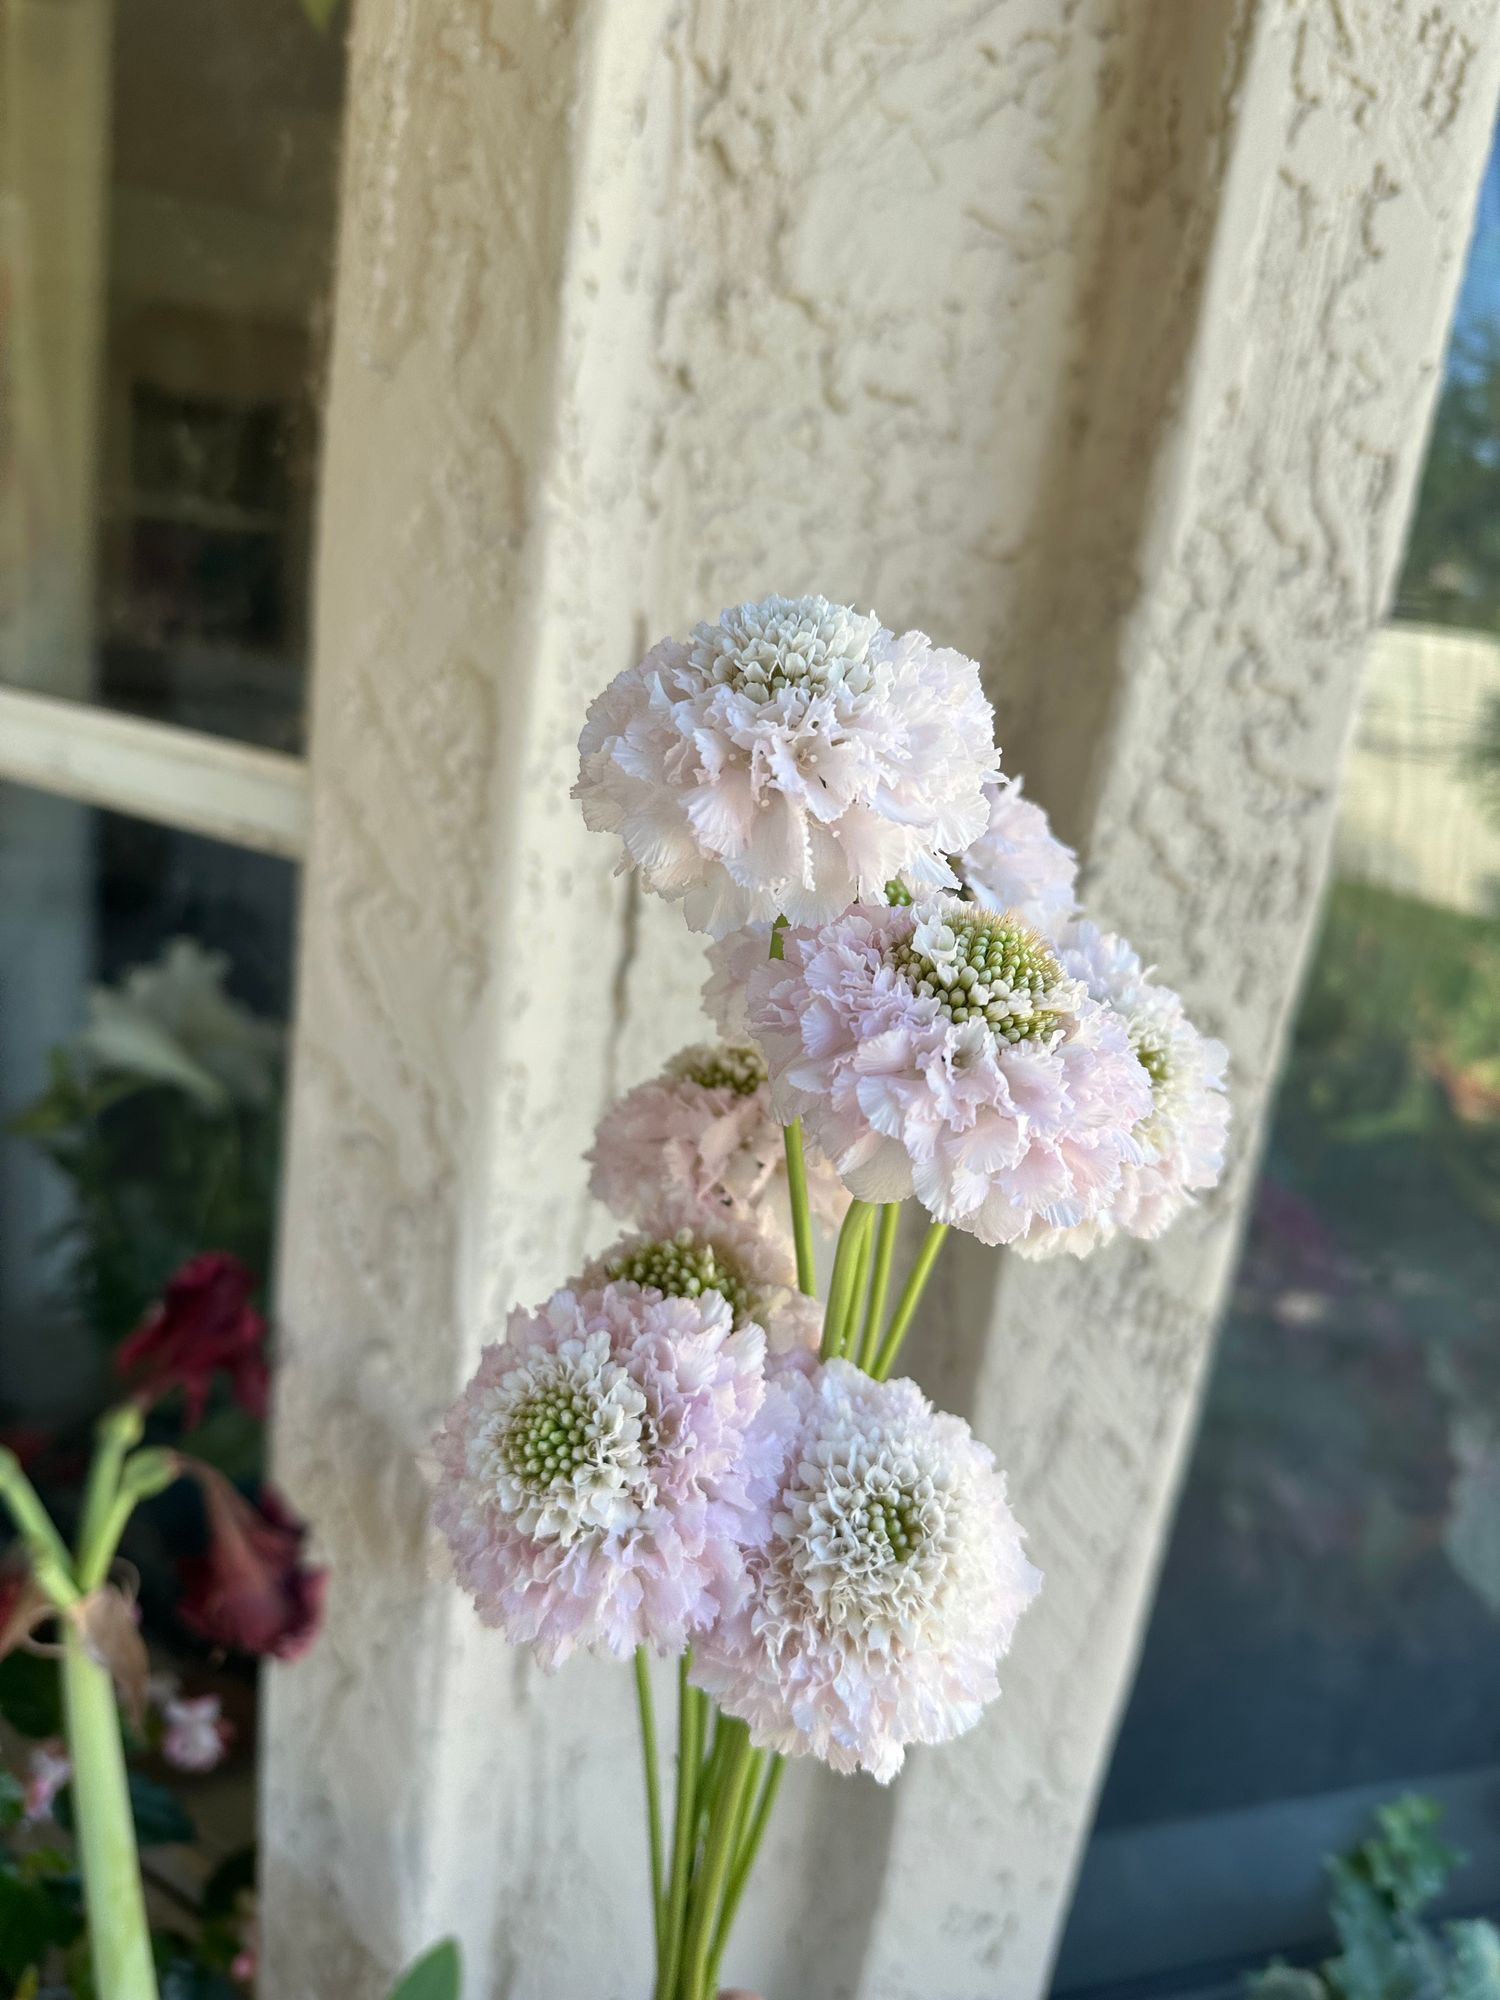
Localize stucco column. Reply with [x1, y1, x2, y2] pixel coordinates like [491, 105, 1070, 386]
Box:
[860, 7, 1500, 1997]
[263, 1, 1500, 1995]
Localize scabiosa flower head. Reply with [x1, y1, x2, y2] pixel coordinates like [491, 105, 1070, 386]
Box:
[574, 595, 998, 936]
[953, 775, 1078, 929]
[588, 1041, 847, 1239]
[746, 897, 1153, 1245]
[433, 1284, 782, 1666]
[1013, 922, 1230, 1257]
[578, 1211, 821, 1356]
[693, 1359, 1040, 1781]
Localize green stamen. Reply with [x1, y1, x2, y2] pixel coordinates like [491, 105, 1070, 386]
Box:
[891, 911, 1066, 1044]
[605, 1231, 753, 1325]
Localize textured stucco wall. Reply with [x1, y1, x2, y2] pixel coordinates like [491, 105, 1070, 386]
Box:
[262, 1, 1500, 1995]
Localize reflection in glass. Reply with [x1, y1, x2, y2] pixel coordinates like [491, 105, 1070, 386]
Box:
[0, 0, 346, 750]
[0, 782, 295, 1419]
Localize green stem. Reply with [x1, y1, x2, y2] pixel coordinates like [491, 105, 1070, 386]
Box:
[871, 1222, 950, 1380]
[78, 1451, 178, 1595]
[634, 1650, 665, 1954]
[77, 1405, 144, 1581]
[679, 1719, 756, 2000]
[657, 1657, 705, 2000]
[0, 1449, 79, 1608]
[707, 1754, 785, 1992]
[855, 1204, 901, 1373]
[781, 1120, 817, 1296]
[62, 1621, 159, 2000]
[820, 1200, 875, 1361]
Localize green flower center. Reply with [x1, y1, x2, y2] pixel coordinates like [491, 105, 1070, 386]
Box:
[1132, 1023, 1171, 1087]
[505, 1386, 597, 1490]
[891, 912, 1066, 1044]
[668, 1043, 767, 1097]
[604, 1231, 753, 1324]
[863, 1489, 924, 1562]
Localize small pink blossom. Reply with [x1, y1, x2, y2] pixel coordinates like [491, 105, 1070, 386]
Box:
[161, 1693, 232, 1774]
[23, 1742, 71, 1823]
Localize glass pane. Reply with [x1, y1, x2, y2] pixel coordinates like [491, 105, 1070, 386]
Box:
[0, 0, 346, 750]
[0, 778, 296, 1973]
[1055, 135, 1500, 1998]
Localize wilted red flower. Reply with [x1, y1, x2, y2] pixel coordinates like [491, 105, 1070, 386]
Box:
[177, 1468, 325, 1661]
[118, 1252, 269, 1428]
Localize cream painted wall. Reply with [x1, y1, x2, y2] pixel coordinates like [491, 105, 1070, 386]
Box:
[262, 2, 1500, 1996]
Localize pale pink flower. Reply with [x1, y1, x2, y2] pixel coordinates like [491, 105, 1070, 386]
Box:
[433, 1284, 785, 1666]
[954, 775, 1078, 929]
[575, 595, 997, 936]
[588, 1042, 847, 1240]
[1013, 921, 1230, 1257]
[694, 1359, 1040, 1781]
[746, 897, 1152, 1245]
[23, 1742, 70, 1823]
[578, 1214, 822, 1357]
[161, 1693, 232, 1774]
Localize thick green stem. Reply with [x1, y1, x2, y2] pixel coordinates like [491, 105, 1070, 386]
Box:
[780, 1120, 817, 1296]
[63, 1622, 159, 2000]
[820, 1200, 875, 1361]
[657, 1658, 706, 2000]
[871, 1222, 950, 1380]
[707, 1754, 785, 1991]
[855, 1204, 902, 1373]
[634, 1650, 665, 1954]
[679, 1719, 756, 2000]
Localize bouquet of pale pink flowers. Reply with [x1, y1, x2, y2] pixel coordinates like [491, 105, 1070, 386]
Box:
[434, 595, 1231, 1999]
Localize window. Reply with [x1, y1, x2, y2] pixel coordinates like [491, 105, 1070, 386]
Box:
[0, 0, 342, 1970]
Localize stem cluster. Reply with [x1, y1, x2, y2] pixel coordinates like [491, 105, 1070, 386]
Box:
[631, 1092, 950, 1995]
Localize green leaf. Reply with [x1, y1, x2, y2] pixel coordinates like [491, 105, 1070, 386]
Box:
[300, 0, 343, 24]
[0, 1864, 75, 1978]
[157, 1957, 241, 2000]
[0, 1768, 24, 1829]
[0, 1652, 63, 1739]
[128, 1774, 196, 1848]
[1447, 1924, 1500, 2000]
[387, 1940, 462, 2000]
[199, 1844, 256, 1920]
[1247, 1966, 1328, 2000]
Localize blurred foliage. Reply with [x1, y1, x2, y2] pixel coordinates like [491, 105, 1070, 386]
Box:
[1397, 326, 1500, 632]
[12, 1048, 279, 1353]
[1248, 1798, 1500, 2000]
[387, 1942, 462, 2000]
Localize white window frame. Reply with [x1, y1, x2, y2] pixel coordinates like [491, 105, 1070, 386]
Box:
[0, 687, 309, 859]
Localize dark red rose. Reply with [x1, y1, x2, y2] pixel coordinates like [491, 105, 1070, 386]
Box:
[118, 1252, 270, 1428]
[177, 1469, 326, 1662]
